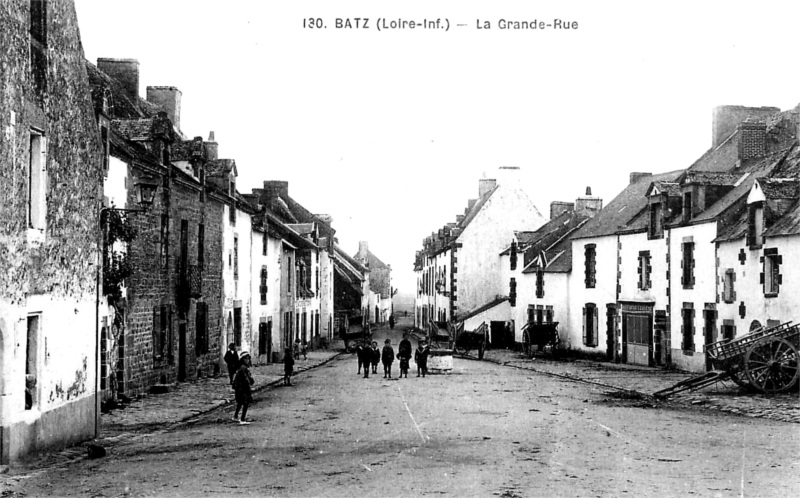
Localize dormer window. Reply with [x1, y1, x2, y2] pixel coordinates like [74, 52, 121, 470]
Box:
[682, 192, 692, 222]
[747, 201, 764, 249]
[648, 202, 663, 239]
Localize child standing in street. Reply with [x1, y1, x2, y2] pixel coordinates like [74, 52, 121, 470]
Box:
[283, 347, 295, 386]
[370, 341, 380, 374]
[232, 352, 254, 425]
[415, 341, 430, 378]
[397, 333, 413, 379]
[382, 338, 395, 378]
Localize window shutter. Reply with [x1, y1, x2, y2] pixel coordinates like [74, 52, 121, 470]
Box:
[680, 309, 685, 350]
[593, 306, 599, 347]
[582, 307, 587, 345]
[759, 272, 765, 284]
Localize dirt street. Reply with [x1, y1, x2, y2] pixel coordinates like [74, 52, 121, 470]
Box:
[4, 325, 799, 497]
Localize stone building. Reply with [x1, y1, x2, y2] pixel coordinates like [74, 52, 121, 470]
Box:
[0, 0, 104, 462]
[566, 104, 799, 373]
[88, 58, 225, 397]
[354, 241, 392, 324]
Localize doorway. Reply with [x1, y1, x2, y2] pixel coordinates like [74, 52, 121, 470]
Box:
[178, 321, 187, 382]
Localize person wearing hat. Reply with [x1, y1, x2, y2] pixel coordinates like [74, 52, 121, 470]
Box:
[381, 338, 395, 378]
[397, 333, 413, 379]
[232, 351, 254, 425]
[415, 340, 430, 378]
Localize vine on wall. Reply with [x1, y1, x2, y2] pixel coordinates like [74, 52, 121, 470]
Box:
[102, 208, 137, 326]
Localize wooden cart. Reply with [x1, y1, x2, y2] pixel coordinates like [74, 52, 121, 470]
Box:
[339, 315, 371, 352]
[453, 322, 488, 359]
[521, 322, 560, 359]
[655, 321, 799, 397]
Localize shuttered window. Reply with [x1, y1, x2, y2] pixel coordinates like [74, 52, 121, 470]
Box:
[583, 303, 598, 347]
[681, 242, 695, 289]
[584, 244, 597, 288]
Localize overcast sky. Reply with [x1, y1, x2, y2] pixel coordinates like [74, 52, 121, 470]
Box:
[74, 0, 799, 295]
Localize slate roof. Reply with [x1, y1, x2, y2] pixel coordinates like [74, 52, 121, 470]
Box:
[571, 170, 683, 240]
[714, 143, 800, 241]
[649, 181, 682, 197]
[457, 296, 510, 323]
[206, 159, 236, 177]
[287, 223, 315, 236]
[681, 171, 740, 186]
[763, 201, 800, 237]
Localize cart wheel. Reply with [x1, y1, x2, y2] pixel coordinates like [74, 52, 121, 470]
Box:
[523, 331, 532, 359]
[745, 338, 799, 394]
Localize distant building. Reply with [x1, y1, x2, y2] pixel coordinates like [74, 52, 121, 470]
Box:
[414, 167, 546, 346]
[355, 241, 392, 324]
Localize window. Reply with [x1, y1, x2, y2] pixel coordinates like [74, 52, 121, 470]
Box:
[649, 202, 663, 239]
[260, 267, 268, 305]
[583, 303, 598, 347]
[100, 125, 109, 172]
[545, 306, 554, 324]
[722, 269, 736, 303]
[747, 202, 764, 248]
[584, 244, 596, 288]
[682, 192, 692, 222]
[287, 256, 292, 294]
[30, 0, 47, 97]
[315, 312, 320, 338]
[197, 224, 205, 269]
[25, 314, 41, 410]
[721, 320, 736, 342]
[28, 131, 47, 233]
[233, 236, 239, 280]
[262, 233, 267, 256]
[229, 202, 236, 225]
[153, 304, 172, 360]
[315, 268, 319, 295]
[233, 307, 242, 347]
[195, 302, 208, 355]
[681, 242, 695, 289]
[160, 214, 169, 269]
[761, 249, 782, 297]
[681, 303, 695, 352]
[509, 278, 517, 307]
[535, 268, 544, 298]
[510, 241, 518, 271]
[637, 251, 651, 290]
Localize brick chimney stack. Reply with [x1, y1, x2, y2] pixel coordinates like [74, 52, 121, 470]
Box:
[738, 119, 767, 160]
[712, 105, 779, 148]
[262, 180, 289, 202]
[550, 201, 575, 220]
[97, 58, 139, 102]
[575, 186, 603, 215]
[147, 86, 182, 131]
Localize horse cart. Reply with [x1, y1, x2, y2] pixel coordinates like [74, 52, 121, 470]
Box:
[339, 315, 371, 352]
[655, 321, 799, 398]
[453, 322, 488, 359]
[521, 322, 560, 359]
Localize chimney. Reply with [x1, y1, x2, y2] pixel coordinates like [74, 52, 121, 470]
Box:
[146, 86, 182, 131]
[575, 186, 603, 216]
[629, 172, 651, 185]
[712, 105, 780, 148]
[738, 119, 767, 160]
[315, 214, 333, 225]
[358, 241, 369, 258]
[550, 201, 575, 220]
[97, 58, 139, 102]
[262, 180, 289, 203]
[205, 131, 218, 161]
[479, 179, 496, 198]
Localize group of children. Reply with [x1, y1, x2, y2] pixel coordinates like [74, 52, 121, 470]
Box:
[357, 333, 429, 379]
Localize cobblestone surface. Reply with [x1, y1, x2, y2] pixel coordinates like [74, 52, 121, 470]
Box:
[479, 348, 800, 424]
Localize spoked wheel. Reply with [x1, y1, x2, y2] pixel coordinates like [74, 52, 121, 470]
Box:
[727, 366, 750, 388]
[523, 331, 532, 359]
[745, 338, 799, 394]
